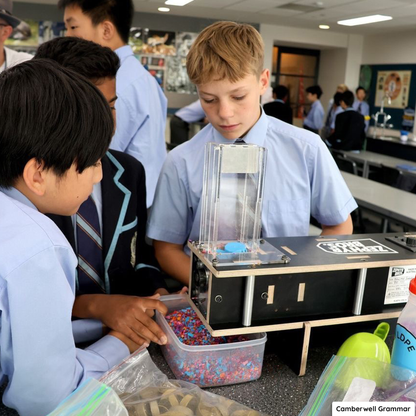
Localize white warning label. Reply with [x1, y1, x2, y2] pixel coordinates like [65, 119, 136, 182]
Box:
[384, 265, 416, 304]
[317, 239, 398, 255]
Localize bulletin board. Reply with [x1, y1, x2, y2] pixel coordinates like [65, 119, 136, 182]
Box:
[360, 64, 416, 130]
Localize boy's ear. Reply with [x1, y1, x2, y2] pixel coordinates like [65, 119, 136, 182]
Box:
[259, 69, 270, 95]
[0, 25, 13, 43]
[102, 20, 116, 42]
[22, 158, 47, 196]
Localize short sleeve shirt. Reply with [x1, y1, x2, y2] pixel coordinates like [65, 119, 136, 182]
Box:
[147, 111, 357, 249]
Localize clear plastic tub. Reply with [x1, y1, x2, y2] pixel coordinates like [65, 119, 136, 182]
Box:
[156, 294, 267, 387]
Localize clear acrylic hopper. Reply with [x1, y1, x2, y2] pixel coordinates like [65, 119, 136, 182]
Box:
[198, 142, 288, 268]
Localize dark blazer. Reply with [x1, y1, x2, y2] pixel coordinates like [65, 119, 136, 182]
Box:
[327, 109, 366, 151]
[48, 149, 166, 297]
[263, 100, 293, 125]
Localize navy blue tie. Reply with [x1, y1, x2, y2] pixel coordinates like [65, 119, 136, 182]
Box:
[234, 139, 246, 144]
[76, 196, 105, 294]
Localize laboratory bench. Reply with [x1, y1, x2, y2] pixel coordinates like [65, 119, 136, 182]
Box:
[0, 322, 397, 416]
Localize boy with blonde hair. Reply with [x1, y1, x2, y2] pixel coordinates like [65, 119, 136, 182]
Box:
[147, 22, 357, 285]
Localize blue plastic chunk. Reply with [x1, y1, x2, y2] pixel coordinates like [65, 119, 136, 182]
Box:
[224, 242, 247, 253]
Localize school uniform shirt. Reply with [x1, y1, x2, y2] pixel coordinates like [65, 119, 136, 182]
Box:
[304, 99, 325, 131]
[147, 109, 357, 250]
[175, 99, 206, 123]
[0, 187, 129, 416]
[0, 46, 32, 72]
[330, 106, 344, 130]
[111, 45, 168, 208]
[353, 99, 370, 131]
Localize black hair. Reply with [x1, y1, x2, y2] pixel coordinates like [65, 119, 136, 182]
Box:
[356, 86, 366, 94]
[0, 59, 113, 187]
[333, 92, 343, 107]
[273, 85, 289, 100]
[341, 90, 354, 107]
[58, 0, 133, 44]
[306, 85, 323, 99]
[34, 37, 120, 83]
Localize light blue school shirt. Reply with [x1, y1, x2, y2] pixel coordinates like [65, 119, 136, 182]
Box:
[353, 99, 370, 131]
[111, 45, 168, 207]
[304, 100, 325, 130]
[147, 110, 357, 249]
[0, 188, 129, 416]
[175, 99, 206, 123]
[331, 106, 344, 129]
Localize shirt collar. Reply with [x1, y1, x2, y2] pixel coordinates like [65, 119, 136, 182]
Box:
[212, 106, 268, 147]
[0, 186, 37, 210]
[114, 45, 133, 63]
[274, 99, 285, 104]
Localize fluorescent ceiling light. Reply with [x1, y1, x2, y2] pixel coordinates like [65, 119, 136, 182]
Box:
[165, 0, 194, 6]
[337, 14, 392, 27]
[319, 25, 330, 30]
[158, 7, 170, 12]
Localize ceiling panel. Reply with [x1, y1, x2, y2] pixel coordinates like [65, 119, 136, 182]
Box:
[258, 8, 305, 16]
[225, 0, 290, 12]
[366, 3, 416, 18]
[296, 8, 351, 20]
[146, 0, 242, 6]
[294, 0, 359, 7]
[330, 0, 409, 14]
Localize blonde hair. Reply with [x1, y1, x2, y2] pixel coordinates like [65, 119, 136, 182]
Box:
[337, 84, 349, 92]
[186, 21, 264, 85]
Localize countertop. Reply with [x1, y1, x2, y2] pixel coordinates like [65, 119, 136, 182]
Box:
[367, 134, 416, 148]
[0, 323, 396, 416]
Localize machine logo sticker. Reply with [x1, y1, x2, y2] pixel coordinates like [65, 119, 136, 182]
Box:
[317, 238, 398, 255]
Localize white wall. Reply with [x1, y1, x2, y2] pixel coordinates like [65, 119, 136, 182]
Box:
[318, 48, 347, 111]
[362, 30, 416, 65]
[260, 23, 364, 110]
[260, 24, 349, 74]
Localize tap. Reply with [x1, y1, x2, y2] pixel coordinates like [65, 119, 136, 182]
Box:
[371, 92, 392, 138]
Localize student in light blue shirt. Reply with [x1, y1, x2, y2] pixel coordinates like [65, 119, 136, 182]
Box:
[353, 86, 370, 132]
[0, 60, 138, 416]
[170, 99, 207, 146]
[60, 0, 167, 207]
[147, 22, 357, 285]
[304, 85, 325, 133]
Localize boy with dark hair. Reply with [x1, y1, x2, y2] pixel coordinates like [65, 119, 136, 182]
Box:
[0, 59, 137, 416]
[353, 86, 370, 131]
[263, 84, 293, 124]
[327, 90, 366, 151]
[35, 37, 169, 348]
[147, 21, 357, 285]
[304, 85, 324, 133]
[58, 0, 167, 208]
[322, 91, 343, 139]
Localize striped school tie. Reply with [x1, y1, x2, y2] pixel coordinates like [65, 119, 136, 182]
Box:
[234, 139, 246, 144]
[76, 196, 105, 294]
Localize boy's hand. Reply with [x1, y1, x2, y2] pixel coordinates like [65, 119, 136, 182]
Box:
[93, 294, 168, 347]
[108, 330, 142, 354]
[153, 287, 188, 296]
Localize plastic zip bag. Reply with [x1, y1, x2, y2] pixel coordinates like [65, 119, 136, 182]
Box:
[47, 377, 128, 416]
[299, 355, 416, 416]
[101, 347, 267, 416]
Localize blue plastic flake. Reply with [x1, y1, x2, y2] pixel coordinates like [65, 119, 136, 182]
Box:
[224, 242, 247, 253]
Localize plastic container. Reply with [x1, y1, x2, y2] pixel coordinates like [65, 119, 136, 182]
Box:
[336, 322, 391, 388]
[337, 322, 391, 363]
[157, 294, 267, 387]
[391, 277, 416, 378]
[400, 130, 409, 142]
